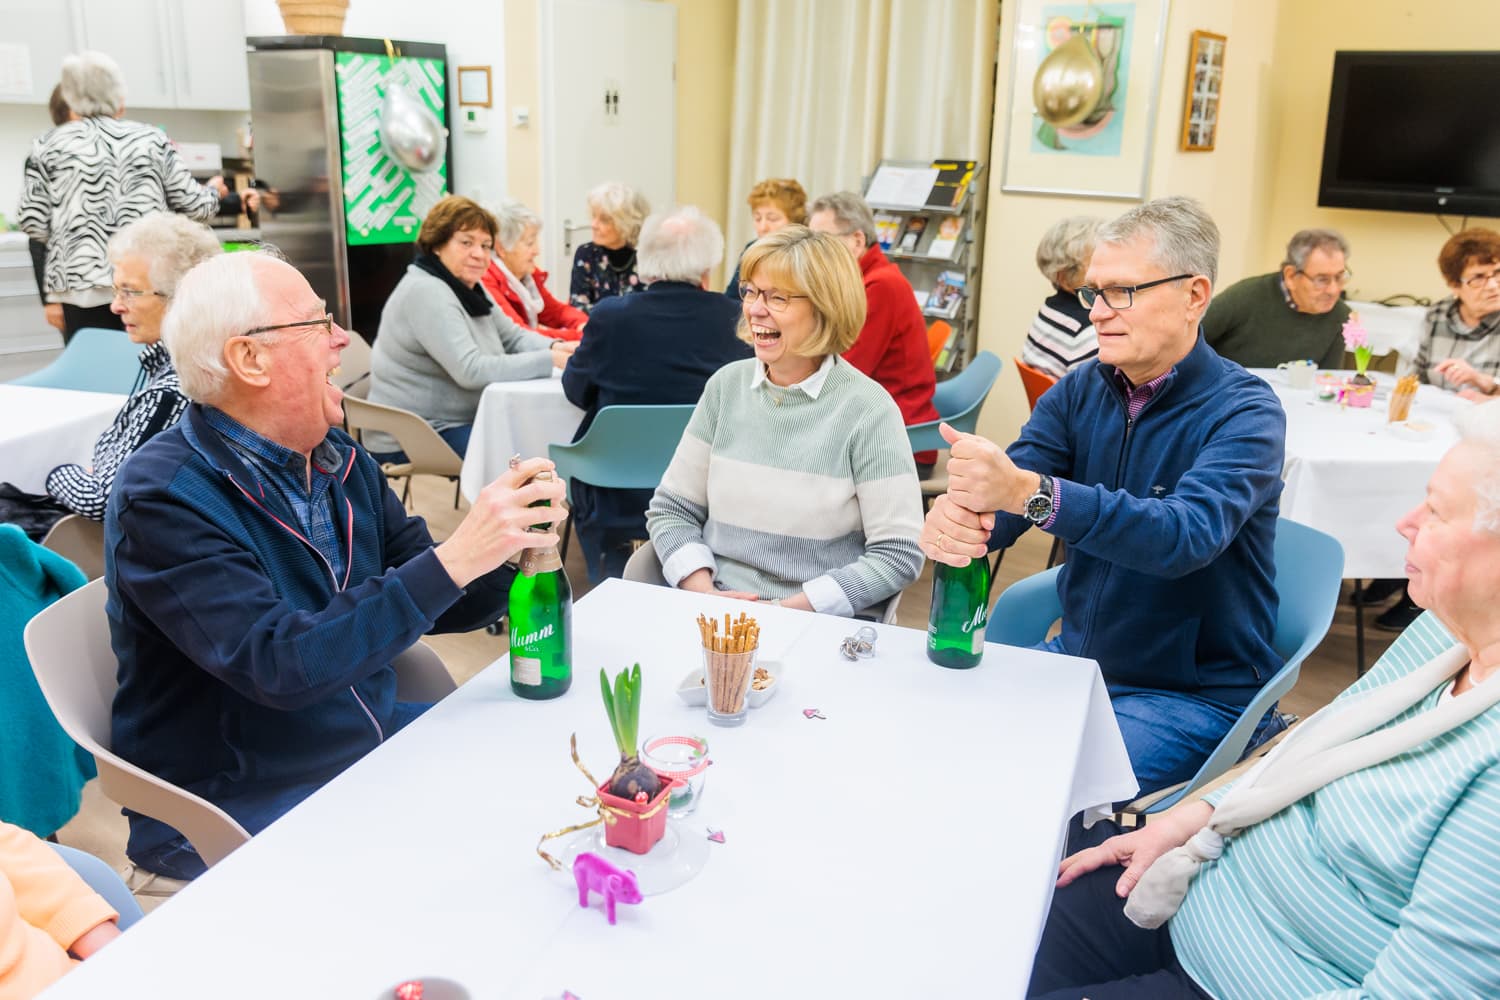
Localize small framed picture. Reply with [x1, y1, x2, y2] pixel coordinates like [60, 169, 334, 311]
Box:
[457, 66, 492, 108]
[1179, 31, 1226, 152]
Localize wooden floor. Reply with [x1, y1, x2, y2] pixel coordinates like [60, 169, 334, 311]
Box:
[56, 472, 1395, 900]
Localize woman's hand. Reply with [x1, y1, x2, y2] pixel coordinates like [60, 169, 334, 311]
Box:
[678, 568, 759, 602]
[550, 340, 577, 370]
[1056, 800, 1214, 898]
[1434, 358, 1497, 394]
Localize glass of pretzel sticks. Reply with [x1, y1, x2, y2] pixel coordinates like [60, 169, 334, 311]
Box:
[1387, 374, 1419, 423]
[697, 612, 760, 727]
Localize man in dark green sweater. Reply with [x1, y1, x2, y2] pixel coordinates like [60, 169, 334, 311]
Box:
[1203, 229, 1352, 370]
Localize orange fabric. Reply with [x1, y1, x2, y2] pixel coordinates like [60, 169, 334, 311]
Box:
[926, 320, 952, 363]
[1014, 357, 1060, 411]
[0, 822, 116, 999]
[481, 262, 587, 341]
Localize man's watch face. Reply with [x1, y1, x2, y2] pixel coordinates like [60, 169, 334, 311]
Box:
[1026, 494, 1053, 521]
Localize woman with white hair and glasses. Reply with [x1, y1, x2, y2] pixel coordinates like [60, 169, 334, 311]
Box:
[480, 199, 588, 341]
[16, 51, 233, 342]
[1021, 215, 1105, 379]
[569, 181, 651, 311]
[1027, 401, 1500, 999]
[43, 213, 221, 520]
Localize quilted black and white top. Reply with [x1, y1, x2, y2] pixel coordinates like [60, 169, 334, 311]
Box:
[16, 116, 218, 300]
[45, 343, 190, 520]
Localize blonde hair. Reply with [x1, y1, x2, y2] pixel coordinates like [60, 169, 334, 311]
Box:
[587, 182, 651, 245]
[735, 225, 866, 358]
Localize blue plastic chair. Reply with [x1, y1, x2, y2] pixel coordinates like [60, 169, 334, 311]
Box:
[10, 328, 147, 394]
[49, 843, 145, 930]
[548, 404, 697, 560]
[905, 350, 1004, 455]
[985, 517, 1345, 815]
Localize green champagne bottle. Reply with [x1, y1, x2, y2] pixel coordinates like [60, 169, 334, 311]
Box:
[507, 461, 572, 699]
[926, 556, 991, 669]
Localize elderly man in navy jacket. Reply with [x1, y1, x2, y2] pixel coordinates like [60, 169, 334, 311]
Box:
[561, 205, 750, 582]
[925, 197, 1287, 799]
[105, 253, 567, 880]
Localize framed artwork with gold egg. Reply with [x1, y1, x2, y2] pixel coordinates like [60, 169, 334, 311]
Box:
[1180, 31, 1226, 151]
[1000, 0, 1172, 199]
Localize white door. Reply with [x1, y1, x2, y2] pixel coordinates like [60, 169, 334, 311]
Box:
[540, 0, 677, 297]
[79, 0, 176, 108]
[164, 0, 249, 110]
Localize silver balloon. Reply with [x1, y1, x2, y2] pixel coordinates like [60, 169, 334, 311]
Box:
[379, 81, 446, 173]
[1033, 33, 1104, 128]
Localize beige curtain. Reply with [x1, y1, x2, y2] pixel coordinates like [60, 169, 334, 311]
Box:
[725, 0, 998, 257]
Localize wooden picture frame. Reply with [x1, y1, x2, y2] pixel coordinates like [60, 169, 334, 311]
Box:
[457, 65, 492, 108]
[1180, 30, 1226, 151]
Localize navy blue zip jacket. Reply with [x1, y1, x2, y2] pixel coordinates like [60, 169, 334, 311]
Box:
[105, 405, 511, 860]
[989, 334, 1286, 708]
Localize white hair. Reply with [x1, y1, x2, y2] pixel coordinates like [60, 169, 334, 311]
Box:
[489, 199, 542, 250]
[108, 213, 222, 295]
[163, 253, 279, 404]
[636, 206, 724, 284]
[1455, 401, 1500, 533]
[809, 191, 879, 249]
[60, 51, 125, 118]
[586, 181, 651, 245]
[1036, 216, 1104, 291]
[1097, 196, 1220, 285]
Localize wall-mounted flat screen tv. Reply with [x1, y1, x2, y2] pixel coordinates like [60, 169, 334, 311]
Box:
[1318, 51, 1500, 217]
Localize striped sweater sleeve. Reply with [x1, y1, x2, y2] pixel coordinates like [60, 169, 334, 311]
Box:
[647, 375, 721, 585]
[46, 386, 188, 520]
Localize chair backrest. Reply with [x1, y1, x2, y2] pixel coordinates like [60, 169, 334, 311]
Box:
[337, 331, 373, 390]
[342, 396, 462, 477]
[1013, 357, 1060, 411]
[549, 404, 696, 504]
[907, 351, 1003, 454]
[622, 541, 667, 586]
[24, 580, 251, 868]
[40, 514, 106, 581]
[984, 519, 1346, 814]
[392, 640, 457, 702]
[9, 329, 148, 394]
[49, 843, 145, 930]
[926, 320, 952, 364]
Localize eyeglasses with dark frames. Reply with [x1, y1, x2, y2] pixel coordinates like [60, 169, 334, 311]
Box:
[242, 314, 335, 338]
[739, 283, 809, 313]
[1461, 268, 1500, 290]
[1076, 274, 1194, 311]
[1293, 268, 1353, 290]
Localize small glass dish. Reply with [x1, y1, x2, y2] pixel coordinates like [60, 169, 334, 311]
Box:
[641, 734, 710, 817]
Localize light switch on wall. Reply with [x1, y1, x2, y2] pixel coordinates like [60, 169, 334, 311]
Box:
[462, 107, 489, 133]
[512, 106, 530, 128]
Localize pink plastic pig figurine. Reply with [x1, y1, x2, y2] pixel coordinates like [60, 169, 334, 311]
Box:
[572, 852, 643, 925]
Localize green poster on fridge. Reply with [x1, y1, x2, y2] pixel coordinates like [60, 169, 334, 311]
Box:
[335, 51, 448, 246]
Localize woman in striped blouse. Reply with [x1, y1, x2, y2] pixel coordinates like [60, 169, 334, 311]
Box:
[1027, 401, 1500, 999]
[44, 213, 220, 520]
[646, 226, 924, 619]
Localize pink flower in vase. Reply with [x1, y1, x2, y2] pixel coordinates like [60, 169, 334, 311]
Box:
[1342, 313, 1373, 378]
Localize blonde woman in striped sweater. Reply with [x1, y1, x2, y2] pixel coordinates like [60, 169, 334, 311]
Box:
[647, 226, 924, 618]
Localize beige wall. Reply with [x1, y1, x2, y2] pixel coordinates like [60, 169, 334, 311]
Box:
[1255, 0, 1500, 301]
[975, 0, 1282, 445]
[503, 0, 738, 283]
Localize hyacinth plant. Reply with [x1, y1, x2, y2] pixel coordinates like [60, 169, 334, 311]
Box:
[600, 664, 662, 802]
[1342, 313, 1373, 381]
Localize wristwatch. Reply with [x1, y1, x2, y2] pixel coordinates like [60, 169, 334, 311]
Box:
[1024, 474, 1055, 525]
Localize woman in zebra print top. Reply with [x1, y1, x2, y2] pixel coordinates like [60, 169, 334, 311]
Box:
[15, 51, 223, 342]
[44, 214, 221, 520]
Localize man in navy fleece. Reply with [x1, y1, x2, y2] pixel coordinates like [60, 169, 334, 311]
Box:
[923, 196, 1287, 798]
[105, 252, 567, 880]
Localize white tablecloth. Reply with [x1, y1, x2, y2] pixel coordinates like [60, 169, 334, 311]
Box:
[46, 580, 1135, 1000]
[0, 384, 124, 492]
[460, 371, 585, 501]
[1253, 368, 1466, 578]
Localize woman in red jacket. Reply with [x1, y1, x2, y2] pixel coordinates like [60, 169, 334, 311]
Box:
[480, 199, 588, 342]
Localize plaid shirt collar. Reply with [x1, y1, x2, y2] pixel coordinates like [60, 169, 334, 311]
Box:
[1112, 367, 1174, 421]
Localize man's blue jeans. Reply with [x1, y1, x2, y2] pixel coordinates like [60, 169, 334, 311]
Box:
[1036, 636, 1285, 797]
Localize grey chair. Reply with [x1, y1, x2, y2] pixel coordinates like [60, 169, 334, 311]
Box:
[40, 514, 106, 581]
[24, 579, 456, 873]
[623, 541, 901, 624]
[342, 395, 463, 508]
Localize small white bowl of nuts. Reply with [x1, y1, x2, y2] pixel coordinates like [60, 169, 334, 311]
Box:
[677, 659, 780, 708]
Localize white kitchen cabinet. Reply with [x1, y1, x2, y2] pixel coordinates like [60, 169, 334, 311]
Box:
[0, 0, 247, 110]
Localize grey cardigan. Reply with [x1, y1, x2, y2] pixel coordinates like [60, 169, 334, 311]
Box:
[367, 265, 555, 449]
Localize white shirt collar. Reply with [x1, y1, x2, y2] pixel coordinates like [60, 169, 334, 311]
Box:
[751, 353, 836, 400]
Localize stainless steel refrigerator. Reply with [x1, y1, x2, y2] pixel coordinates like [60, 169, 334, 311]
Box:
[247, 35, 452, 340]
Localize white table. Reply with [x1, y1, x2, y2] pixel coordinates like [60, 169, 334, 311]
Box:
[46, 580, 1135, 1000]
[461, 371, 585, 501]
[0, 384, 124, 493]
[1253, 368, 1467, 579]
